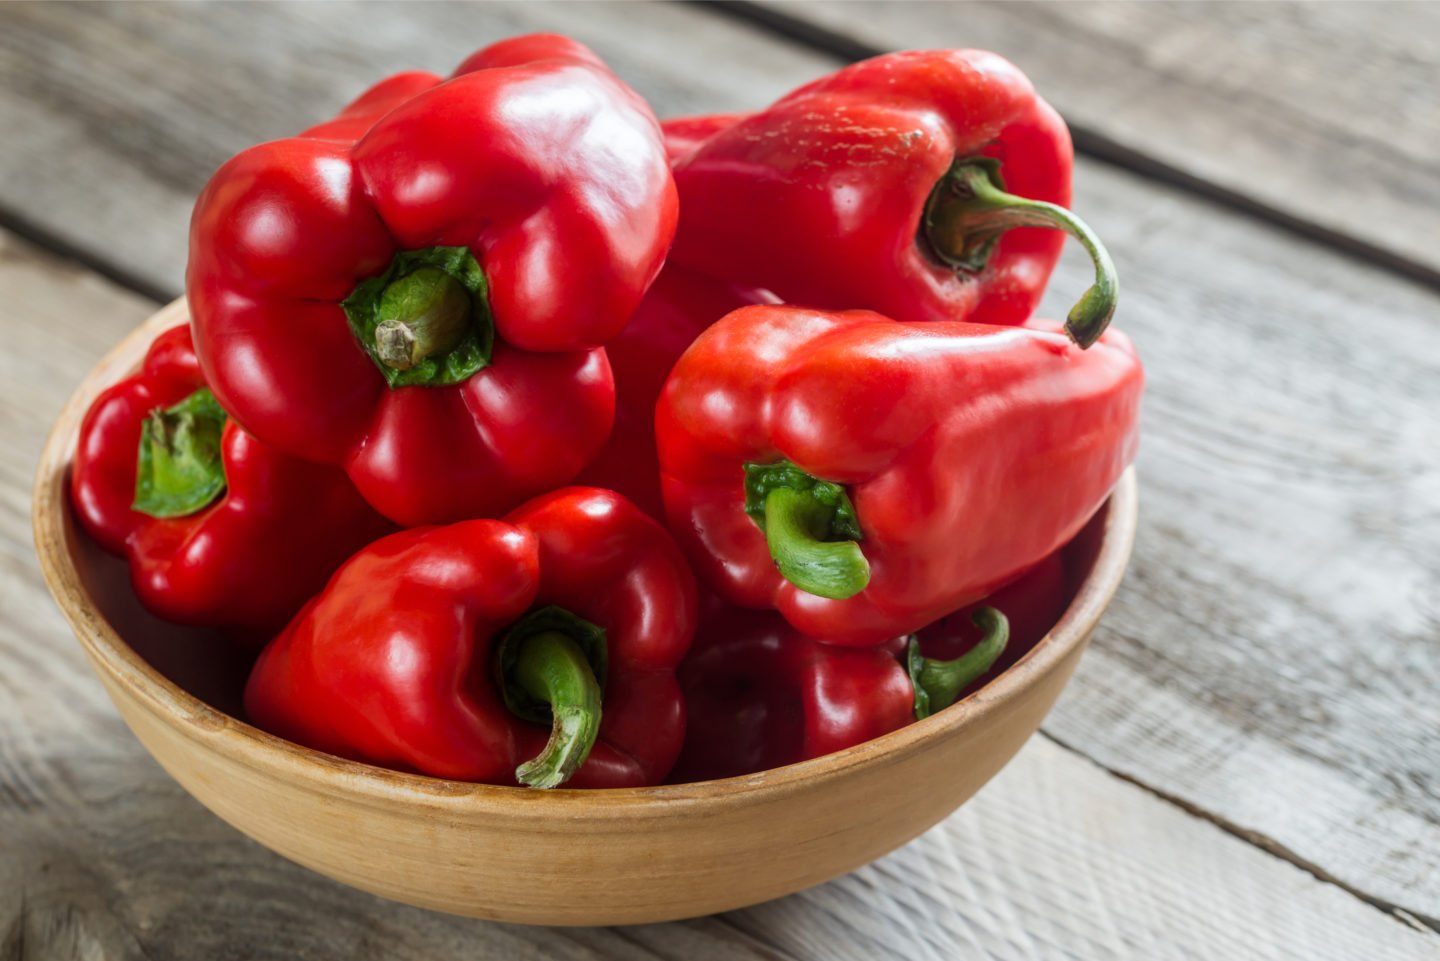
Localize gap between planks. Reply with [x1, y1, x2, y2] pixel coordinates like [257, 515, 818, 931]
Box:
[698, 0, 1440, 293]
[0, 205, 172, 304]
[1042, 730, 1438, 935]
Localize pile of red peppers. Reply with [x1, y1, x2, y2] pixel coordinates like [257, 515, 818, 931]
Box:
[71, 35, 1142, 789]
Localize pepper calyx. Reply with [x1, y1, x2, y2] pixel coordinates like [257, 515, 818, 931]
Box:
[343, 245, 494, 388]
[132, 387, 229, 518]
[495, 606, 607, 789]
[744, 460, 869, 600]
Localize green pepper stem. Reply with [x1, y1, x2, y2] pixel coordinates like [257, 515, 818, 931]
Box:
[512, 631, 603, 789]
[925, 159, 1118, 349]
[132, 387, 229, 518]
[909, 607, 1010, 720]
[374, 267, 472, 370]
[762, 487, 871, 600]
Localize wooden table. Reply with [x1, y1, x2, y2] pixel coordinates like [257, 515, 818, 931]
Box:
[1, 3, 1435, 957]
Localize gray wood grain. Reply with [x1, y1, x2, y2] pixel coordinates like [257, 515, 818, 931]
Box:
[1037, 160, 1440, 923]
[746, 0, 1440, 283]
[2, 231, 1435, 961]
[1, 0, 1438, 941]
[0, 0, 838, 296]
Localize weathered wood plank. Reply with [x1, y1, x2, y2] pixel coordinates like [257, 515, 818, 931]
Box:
[2, 228, 1436, 960]
[728, 740, 1440, 960]
[1036, 159, 1440, 923]
[0, 0, 838, 295]
[744, 0, 1440, 283]
[1, 0, 1438, 929]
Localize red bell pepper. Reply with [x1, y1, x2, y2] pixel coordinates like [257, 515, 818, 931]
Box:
[916, 551, 1068, 672]
[673, 556, 1067, 782]
[671, 597, 1010, 782]
[671, 50, 1118, 347]
[70, 326, 392, 633]
[574, 119, 775, 519]
[187, 34, 677, 526]
[657, 305, 1142, 646]
[575, 265, 773, 520]
[245, 487, 697, 788]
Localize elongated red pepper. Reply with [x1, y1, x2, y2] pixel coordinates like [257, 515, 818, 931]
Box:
[657, 305, 1141, 646]
[671, 50, 1117, 347]
[70, 326, 392, 633]
[187, 34, 677, 526]
[245, 488, 697, 788]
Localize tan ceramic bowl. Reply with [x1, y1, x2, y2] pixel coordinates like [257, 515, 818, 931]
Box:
[33, 299, 1138, 926]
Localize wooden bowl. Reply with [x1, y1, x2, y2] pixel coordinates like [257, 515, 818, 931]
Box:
[33, 299, 1138, 926]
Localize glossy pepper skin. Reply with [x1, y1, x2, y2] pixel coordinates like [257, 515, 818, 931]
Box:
[917, 552, 1068, 673]
[70, 326, 393, 633]
[673, 558, 1064, 782]
[187, 34, 677, 526]
[671, 50, 1118, 347]
[671, 587, 1031, 783]
[657, 305, 1142, 647]
[576, 265, 772, 520]
[245, 488, 697, 789]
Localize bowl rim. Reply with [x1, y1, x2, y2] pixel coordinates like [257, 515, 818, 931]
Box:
[33, 298, 1138, 819]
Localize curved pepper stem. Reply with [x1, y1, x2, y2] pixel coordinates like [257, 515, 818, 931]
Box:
[924, 158, 1119, 349]
[375, 267, 472, 371]
[132, 387, 228, 518]
[908, 607, 1010, 720]
[763, 488, 870, 599]
[511, 630, 603, 789]
[743, 461, 869, 600]
[496, 606, 608, 789]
